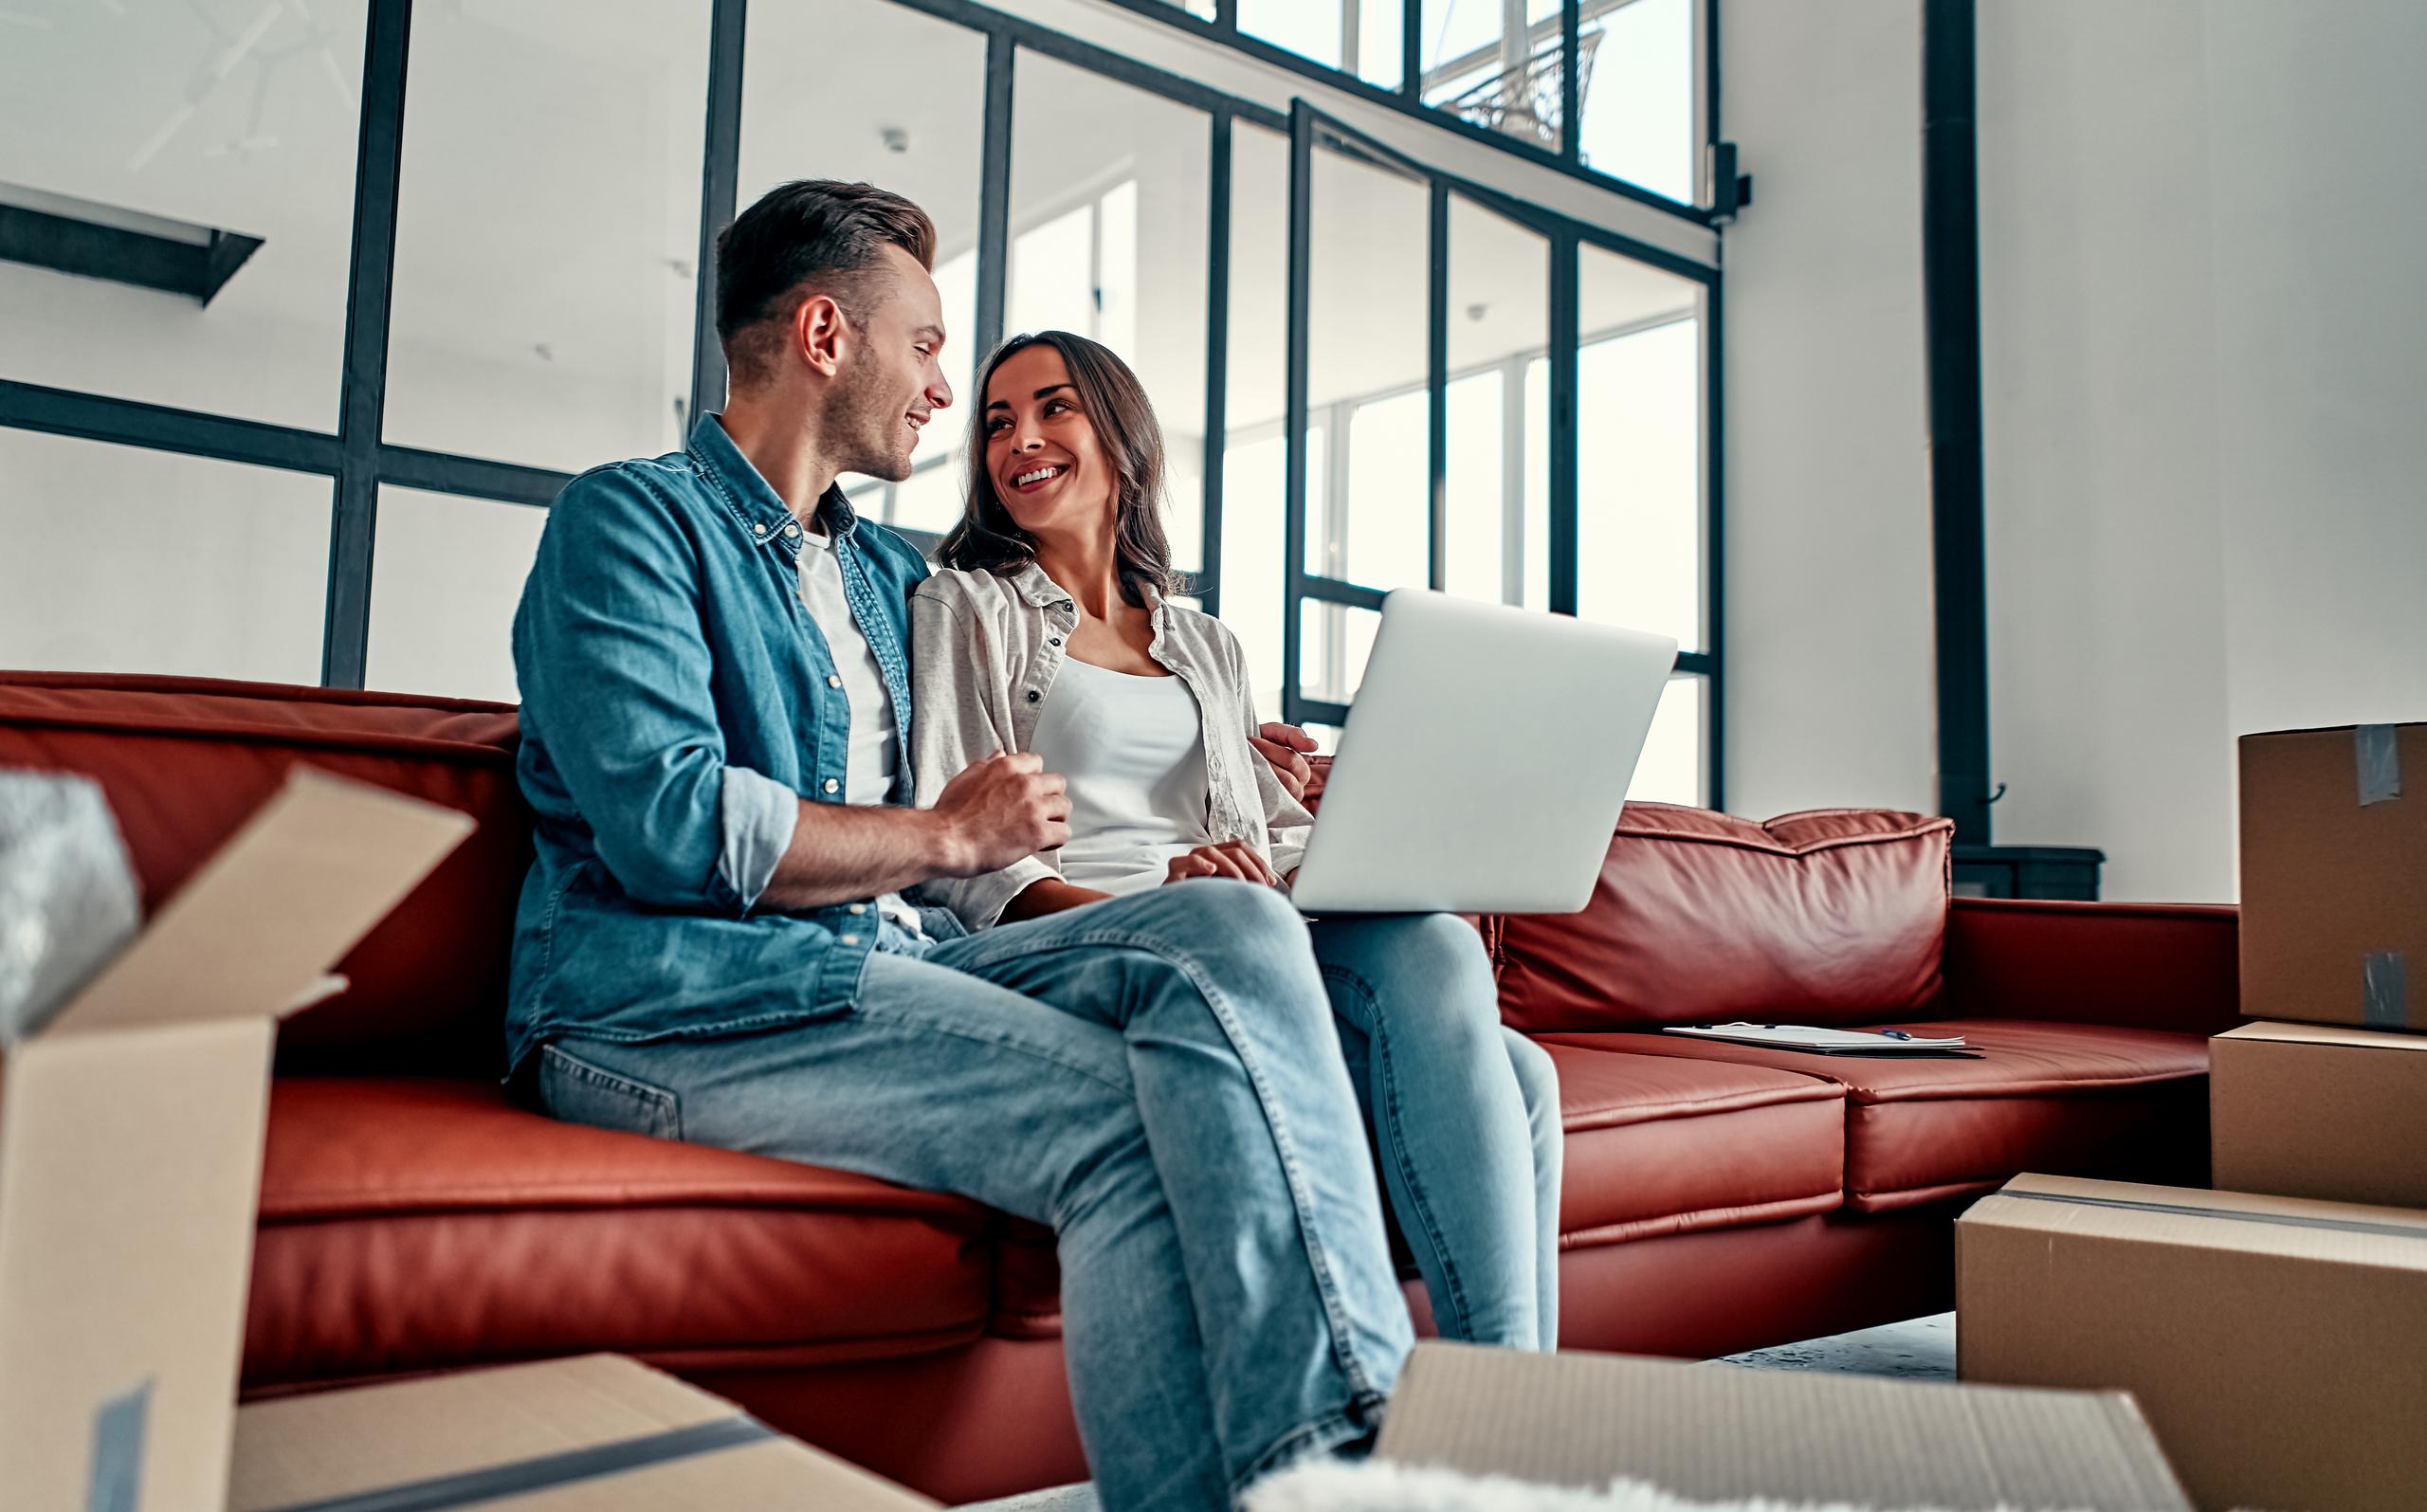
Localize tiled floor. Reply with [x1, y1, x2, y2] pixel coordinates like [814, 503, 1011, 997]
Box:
[958, 1313, 1961, 1510]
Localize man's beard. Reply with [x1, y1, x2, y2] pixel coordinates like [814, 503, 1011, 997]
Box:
[824, 358, 916, 483]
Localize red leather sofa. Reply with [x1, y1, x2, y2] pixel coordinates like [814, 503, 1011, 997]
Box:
[0, 672, 2241, 1504]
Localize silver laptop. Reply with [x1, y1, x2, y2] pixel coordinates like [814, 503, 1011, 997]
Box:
[1288, 590, 1678, 915]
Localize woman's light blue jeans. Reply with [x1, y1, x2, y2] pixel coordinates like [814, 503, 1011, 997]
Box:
[532, 879, 1413, 1512]
[1308, 915, 1562, 1350]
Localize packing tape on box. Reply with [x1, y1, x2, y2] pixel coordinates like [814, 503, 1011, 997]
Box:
[2355, 723, 2401, 806]
[257, 1415, 776, 1512]
[2005, 1188, 2427, 1241]
[2363, 951, 2410, 1029]
[85, 1379, 151, 1512]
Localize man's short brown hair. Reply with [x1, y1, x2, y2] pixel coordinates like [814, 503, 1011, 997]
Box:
[715, 179, 937, 388]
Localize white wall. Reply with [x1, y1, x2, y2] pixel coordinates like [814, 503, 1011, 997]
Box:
[1979, 0, 2427, 900]
[1716, 0, 1941, 819]
[1974, 0, 2237, 902]
[1724, 0, 2427, 901]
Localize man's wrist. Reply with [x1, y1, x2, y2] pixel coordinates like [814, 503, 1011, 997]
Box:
[919, 806, 974, 878]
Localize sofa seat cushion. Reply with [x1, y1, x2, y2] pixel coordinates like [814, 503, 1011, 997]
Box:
[246, 1079, 995, 1387]
[1545, 1042, 1847, 1246]
[1541, 1020, 2211, 1213]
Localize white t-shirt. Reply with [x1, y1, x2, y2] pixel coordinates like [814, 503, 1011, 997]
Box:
[797, 529, 921, 935]
[1029, 657, 1215, 896]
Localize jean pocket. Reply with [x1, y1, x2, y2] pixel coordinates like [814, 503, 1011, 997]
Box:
[537, 1043, 683, 1140]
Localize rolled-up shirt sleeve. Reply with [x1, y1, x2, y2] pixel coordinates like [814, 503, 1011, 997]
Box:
[718, 765, 800, 910]
[907, 586, 1057, 928]
[517, 468, 775, 915]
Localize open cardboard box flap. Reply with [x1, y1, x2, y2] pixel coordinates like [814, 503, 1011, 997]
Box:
[231, 1355, 940, 1511]
[36, 768, 473, 1039]
[1378, 1340, 2191, 1510]
[0, 767, 473, 1512]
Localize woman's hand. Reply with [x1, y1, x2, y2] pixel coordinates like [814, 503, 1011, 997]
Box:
[1163, 840, 1285, 889]
[1250, 722, 1321, 803]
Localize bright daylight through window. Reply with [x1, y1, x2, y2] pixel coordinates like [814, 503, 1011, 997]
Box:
[0, 0, 1718, 805]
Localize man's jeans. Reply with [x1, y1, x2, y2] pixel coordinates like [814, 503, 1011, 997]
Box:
[1309, 915, 1562, 1351]
[535, 880, 1413, 1511]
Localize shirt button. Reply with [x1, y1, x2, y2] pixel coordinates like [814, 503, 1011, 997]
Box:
[822, 777, 840, 794]
[839, 933, 861, 946]
[1059, 601, 1075, 612]
[1026, 689, 1042, 703]
[1049, 637, 1062, 647]
[848, 902, 867, 915]
[784, 523, 800, 537]
[826, 674, 843, 689]
[753, 522, 768, 537]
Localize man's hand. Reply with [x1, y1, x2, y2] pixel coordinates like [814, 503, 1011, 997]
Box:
[930, 753, 1070, 876]
[1163, 839, 1284, 889]
[1251, 722, 1323, 803]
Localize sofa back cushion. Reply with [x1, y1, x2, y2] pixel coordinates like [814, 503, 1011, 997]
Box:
[0, 672, 527, 1074]
[1492, 803, 1953, 1032]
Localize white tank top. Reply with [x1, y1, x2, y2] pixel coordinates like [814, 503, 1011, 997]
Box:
[1029, 658, 1214, 897]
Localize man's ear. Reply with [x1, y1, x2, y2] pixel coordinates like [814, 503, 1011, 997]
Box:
[793, 293, 849, 378]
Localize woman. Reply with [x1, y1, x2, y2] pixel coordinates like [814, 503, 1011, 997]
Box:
[909, 330, 1560, 1351]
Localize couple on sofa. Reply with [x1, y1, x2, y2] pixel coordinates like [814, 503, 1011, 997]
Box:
[506, 178, 1561, 1510]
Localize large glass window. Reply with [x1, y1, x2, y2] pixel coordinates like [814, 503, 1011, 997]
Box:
[366, 487, 549, 702]
[0, 4, 366, 430]
[1633, 674, 1706, 806]
[1306, 142, 1429, 596]
[0, 3, 1719, 809]
[1008, 53, 1212, 572]
[1299, 602, 1381, 708]
[0, 431, 328, 683]
[1242, 1, 1404, 89]
[1220, 124, 1293, 721]
[1576, 242, 1704, 650]
[1298, 135, 1430, 712]
[739, 0, 987, 535]
[382, 1, 710, 473]
[1422, 0, 1564, 151]
[1578, 0, 1698, 205]
[1444, 194, 1551, 605]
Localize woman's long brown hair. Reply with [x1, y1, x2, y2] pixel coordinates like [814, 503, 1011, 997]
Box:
[939, 331, 1176, 610]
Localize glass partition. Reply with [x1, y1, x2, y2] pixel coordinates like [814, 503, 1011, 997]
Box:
[384, 1, 711, 471]
[367, 486, 550, 701]
[739, 0, 987, 531]
[0, 430, 328, 683]
[1576, 241, 1705, 650]
[1008, 52, 1212, 571]
[0, 3, 366, 430]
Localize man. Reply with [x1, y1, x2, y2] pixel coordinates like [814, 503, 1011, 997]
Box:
[505, 179, 1411, 1511]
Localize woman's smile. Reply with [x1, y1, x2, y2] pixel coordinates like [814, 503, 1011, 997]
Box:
[1005, 456, 1073, 498]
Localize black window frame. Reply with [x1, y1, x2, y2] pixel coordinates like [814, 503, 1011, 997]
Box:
[1091, 0, 1722, 228]
[0, 0, 1724, 807]
[1281, 101, 1722, 803]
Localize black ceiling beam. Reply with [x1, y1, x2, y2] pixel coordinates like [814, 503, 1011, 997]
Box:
[0, 204, 262, 306]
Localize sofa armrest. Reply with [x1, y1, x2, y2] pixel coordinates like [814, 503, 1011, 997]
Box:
[1942, 897, 2240, 1035]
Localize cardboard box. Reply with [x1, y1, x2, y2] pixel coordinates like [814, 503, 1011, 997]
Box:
[230, 1354, 937, 1511]
[2213, 1020, 2427, 1209]
[1378, 1339, 2191, 1510]
[1960, 1173, 2427, 1512]
[2238, 721, 2426, 1030]
[0, 769, 473, 1512]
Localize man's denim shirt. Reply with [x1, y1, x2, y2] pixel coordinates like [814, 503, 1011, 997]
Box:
[504, 415, 934, 1076]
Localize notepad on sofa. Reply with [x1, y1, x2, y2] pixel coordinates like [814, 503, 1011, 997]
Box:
[1662, 1023, 1970, 1054]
